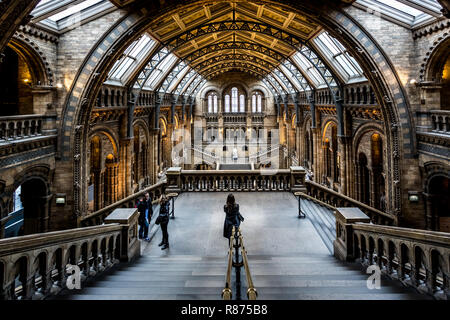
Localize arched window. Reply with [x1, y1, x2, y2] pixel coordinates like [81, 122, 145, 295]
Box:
[207, 93, 218, 113]
[257, 94, 262, 112]
[213, 95, 218, 113]
[251, 92, 263, 113]
[231, 87, 238, 112]
[224, 95, 230, 112]
[239, 94, 245, 112]
[208, 95, 213, 113]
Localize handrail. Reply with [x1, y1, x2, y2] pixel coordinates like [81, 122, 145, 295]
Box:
[305, 180, 395, 224]
[222, 227, 257, 300]
[239, 229, 257, 300]
[222, 226, 235, 300]
[296, 191, 337, 211]
[80, 179, 167, 225]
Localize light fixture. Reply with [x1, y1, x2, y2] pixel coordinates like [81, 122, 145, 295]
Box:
[408, 191, 419, 203]
[56, 83, 63, 89]
[55, 193, 66, 205]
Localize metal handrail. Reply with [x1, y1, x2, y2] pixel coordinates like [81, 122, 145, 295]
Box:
[222, 226, 235, 300]
[222, 227, 257, 300]
[239, 230, 257, 300]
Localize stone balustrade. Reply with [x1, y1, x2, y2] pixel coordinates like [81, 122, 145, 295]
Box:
[430, 110, 450, 134]
[0, 114, 55, 143]
[305, 180, 396, 225]
[223, 113, 247, 124]
[179, 169, 291, 192]
[334, 207, 450, 300]
[80, 180, 167, 227]
[0, 209, 140, 300]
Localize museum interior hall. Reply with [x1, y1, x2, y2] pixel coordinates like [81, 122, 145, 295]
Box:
[0, 0, 449, 301]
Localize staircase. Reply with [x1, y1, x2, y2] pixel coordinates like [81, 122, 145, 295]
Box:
[53, 192, 430, 300]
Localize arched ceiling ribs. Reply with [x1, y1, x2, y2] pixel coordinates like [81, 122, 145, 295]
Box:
[261, 79, 278, 96]
[193, 54, 275, 74]
[190, 79, 208, 97]
[158, 20, 342, 97]
[158, 64, 190, 94]
[173, 69, 198, 95]
[184, 41, 286, 64]
[199, 62, 270, 80]
[185, 76, 206, 97]
[206, 68, 265, 80]
[266, 73, 287, 95]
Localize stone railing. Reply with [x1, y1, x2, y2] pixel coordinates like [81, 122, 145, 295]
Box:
[249, 145, 279, 163]
[163, 167, 307, 193]
[0, 208, 140, 300]
[430, 110, 450, 134]
[334, 207, 450, 300]
[223, 113, 247, 124]
[204, 113, 219, 123]
[192, 145, 220, 166]
[80, 180, 167, 227]
[251, 113, 264, 124]
[305, 180, 396, 225]
[0, 114, 55, 143]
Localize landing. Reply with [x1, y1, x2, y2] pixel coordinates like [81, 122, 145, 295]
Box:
[142, 192, 330, 257]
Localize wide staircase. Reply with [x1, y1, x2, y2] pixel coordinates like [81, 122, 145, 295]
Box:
[51, 193, 428, 300]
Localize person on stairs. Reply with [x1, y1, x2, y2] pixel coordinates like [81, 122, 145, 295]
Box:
[223, 193, 244, 246]
[156, 194, 170, 250]
[137, 196, 149, 240]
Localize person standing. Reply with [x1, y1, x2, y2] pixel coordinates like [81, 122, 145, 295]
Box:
[223, 193, 243, 245]
[144, 192, 153, 236]
[157, 194, 170, 250]
[137, 196, 148, 239]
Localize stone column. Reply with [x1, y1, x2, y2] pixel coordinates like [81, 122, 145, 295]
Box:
[338, 136, 352, 196]
[119, 137, 132, 198]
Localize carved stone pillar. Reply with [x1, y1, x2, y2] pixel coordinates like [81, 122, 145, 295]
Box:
[119, 138, 132, 198]
[338, 136, 352, 196]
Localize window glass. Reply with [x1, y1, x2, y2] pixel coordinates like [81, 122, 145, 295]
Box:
[231, 88, 238, 113]
[225, 95, 230, 113]
[213, 95, 218, 113]
[208, 95, 212, 113]
[257, 94, 262, 112]
[239, 94, 245, 113]
[252, 94, 256, 113]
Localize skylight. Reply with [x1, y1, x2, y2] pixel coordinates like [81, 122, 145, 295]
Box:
[47, 0, 103, 21]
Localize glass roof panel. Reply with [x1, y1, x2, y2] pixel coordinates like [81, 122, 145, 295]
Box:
[143, 53, 178, 90]
[47, 0, 103, 21]
[313, 32, 365, 82]
[375, 0, 424, 16]
[107, 34, 156, 82]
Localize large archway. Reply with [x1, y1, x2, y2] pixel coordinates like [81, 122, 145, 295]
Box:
[55, 0, 414, 223]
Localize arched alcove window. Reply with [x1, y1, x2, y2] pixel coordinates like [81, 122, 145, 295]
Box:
[231, 87, 238, 112]
[207, 92, 218, 113]
[224, 95, 230, 112]
[239, 94, 245, 112]
[213, 94, 218, 113]
[208, 95, 213, 113]
[251, 92, 263, 113]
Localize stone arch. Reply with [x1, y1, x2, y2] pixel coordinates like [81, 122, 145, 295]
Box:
[420, 33, 450, 82]
[59, 0, 412, 216]
[8, 36, 53, 85]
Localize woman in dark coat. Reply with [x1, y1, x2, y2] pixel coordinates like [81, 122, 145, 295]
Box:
[223, 193, 243, 243]
[157, 194, 171, 250]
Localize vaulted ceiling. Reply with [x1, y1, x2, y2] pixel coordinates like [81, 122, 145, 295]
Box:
[146, 2, 321, 79]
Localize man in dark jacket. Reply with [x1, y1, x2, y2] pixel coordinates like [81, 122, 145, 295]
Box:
[137, 196, 148, 239]
[144, 192, 153, 223]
